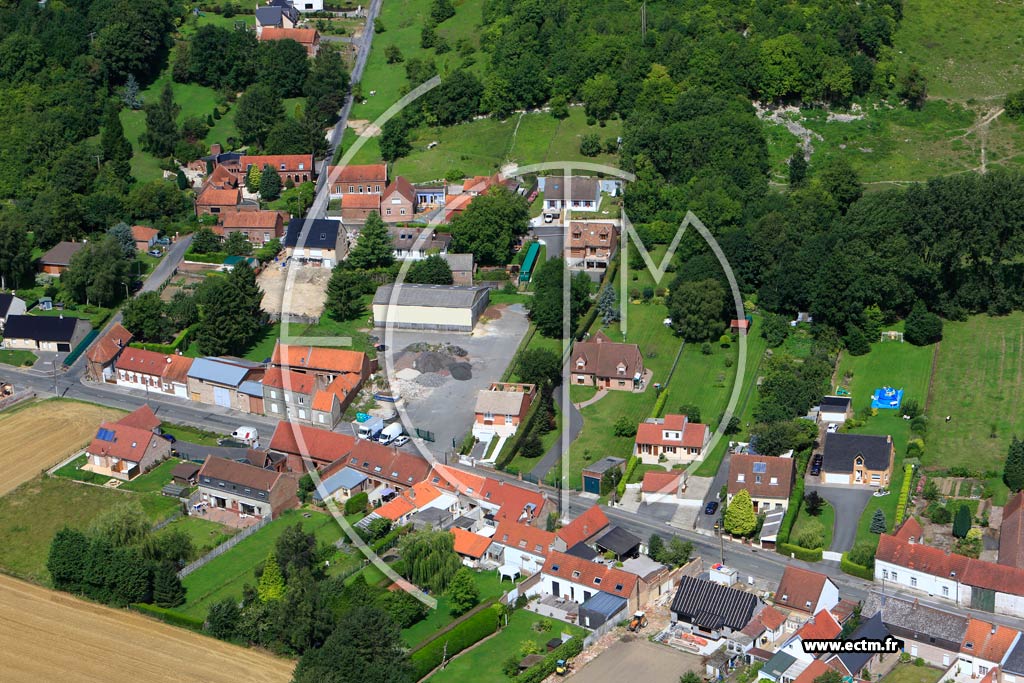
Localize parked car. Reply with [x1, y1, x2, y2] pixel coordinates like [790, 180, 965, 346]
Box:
[810, 454, 823, 476]
[148, 248, 163, 257]
[704, 501, 719, 515]
[392, 435, 410, 447]
[158, 432, 177, 444]
[378, 423, 404, 445]
[826, 423, 839, 433]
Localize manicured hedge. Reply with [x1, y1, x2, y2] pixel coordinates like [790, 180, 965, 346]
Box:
[184, 250, 229, 265]
[130, 324, 198, 354]
[777, 542, 822, 562]
[617, 455, 638, 498]
[651, 386, 670, 418]
[518, 636, 585, 683]
[131, 603, 205, 631]
[841, 554, 874, 580]
[411, 604, 502, 679]
[894, 463, 914, 528]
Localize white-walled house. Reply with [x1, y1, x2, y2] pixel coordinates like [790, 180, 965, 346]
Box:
[487, 522, 555, 575]
[527, 550, 639, 610]
[773, 566, 840, 617]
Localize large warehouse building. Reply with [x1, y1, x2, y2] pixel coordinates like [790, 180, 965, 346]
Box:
[372, 284, 490, 333]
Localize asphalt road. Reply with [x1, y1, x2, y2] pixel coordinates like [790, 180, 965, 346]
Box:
[807, 484, 876, 553]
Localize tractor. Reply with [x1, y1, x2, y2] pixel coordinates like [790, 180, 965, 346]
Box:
[556, 659, 573, 676]
[627, 611, 649, 632]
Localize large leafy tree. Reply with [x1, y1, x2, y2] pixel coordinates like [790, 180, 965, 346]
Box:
[236, 84, 285, 147]
[195, 262, 265, 356]
[304, 50, 350, 128]
[259, 165, 282, 202]
[256, 39, 309, 98]
[275, 523, 321, 581]
[326, 268, 370, 321]
[903, 301, 943, 346]
[122, 291, 172, 343]
[397, 530, 462, 593]
[293, 607, 413, 683]
[153, 561, 186, 608]
[724, 489, 756, 536]
[668, 278, 727, 342]
[61, 235, 133, 306]
[47, 527, 90, 592]
[108, 221, 136, 259]
[406, 255, 452, 284]
[100, 101, 133, 181]
[140, 83, 180, 158]
[206, 598, 241, 640]
[515, 348, 562, 389]
[527, 258, 592, 338]
[0, 216, 33, 290]
[348, 212, 394, 270]
[446, 567, 479, 616]
[449, 185, 529, 265]
[258, 550, 286, 603]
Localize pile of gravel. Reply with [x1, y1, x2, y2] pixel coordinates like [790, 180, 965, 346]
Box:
[415, 373, 448, 387]
[449, 363, 472, 381]
[415, 351, 448, 373]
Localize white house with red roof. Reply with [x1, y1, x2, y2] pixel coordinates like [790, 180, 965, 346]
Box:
[488, 521, 556, 575]
[527, 549, 641, 611]
[84, 406, 171, 481]
[634, 414, 711, 465]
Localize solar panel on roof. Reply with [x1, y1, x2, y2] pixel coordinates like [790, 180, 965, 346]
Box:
[752, 462, 767, 473]
[97, 428, 116, 442]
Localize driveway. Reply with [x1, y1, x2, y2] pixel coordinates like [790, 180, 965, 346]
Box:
[530, 384, 582, 478]
[694, 452, 732, 532]
[574, 638, 702, 683]
[173, 440, 252, 463]
[532, 225, 564, 261]
[806, 484, 875, 552]
[379, 304, 529, 458]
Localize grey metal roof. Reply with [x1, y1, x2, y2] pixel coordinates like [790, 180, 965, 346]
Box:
[594, 526, 640, 557]
[313, 467, 368, 502]
[285, 218, 341, 249]
[822, 433, 892, 473]
[819, 396, 851, 411]
[187, 357, 251, 387]
[0, 293, 20, 318]
[3, 314, 83, 342]
[255, 6, 282, 24]
[670, 576, 760, 632]
[761, 651, 796, 680]
[372, 284, 489, 309]
[238, 380, 264, 396]
[442, 253, 473, 272]
[583, 456, 626, 476]
[543, 176, 599, 201]
[1005, 638, 1024, 676]
[565, 542, 599, 561]
[580, 591, 628, 618]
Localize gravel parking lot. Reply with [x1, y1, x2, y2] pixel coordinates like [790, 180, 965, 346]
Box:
[378, 303, 529, 456]
[573, 638, 702, 683]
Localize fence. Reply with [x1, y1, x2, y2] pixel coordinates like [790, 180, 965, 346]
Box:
[177, 515, 271, 578]
[63, 329, 99, 367]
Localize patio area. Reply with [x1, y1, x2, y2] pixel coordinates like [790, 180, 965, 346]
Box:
[188, 504, 264, 529]
[526, 594, 580, 624]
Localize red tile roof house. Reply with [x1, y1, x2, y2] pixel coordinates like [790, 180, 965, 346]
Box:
[552, 505, 610, 552]
[269, 421, 356, 473]
[380, 176, 417, 222]
[85, 322, 133, 382]
[84, 406, 171, 481]
[727, 452, 795, 515]
[571, 331, 646, 391]
[268, 343, 371, 424]
[340, 194, 382, 222]
[487, 521, 556, 575]
[776, 609, 844, 663]
[957, 619, 1020, 679]
[114, 348, 195, 399]
[565, 221, 619, 271]
[773, 566, 840, 619]
[634, 413, 710, 465]
[132, 225, 160, 252]
[874, 518, 1024, 619]
[261, 366, 360, 429]
[194, 163, 256, 220]
[452, 527, 492, 568]
[196, 455, 299, 522]
[238, 154, 316, 186]
[526, 549, 641, 616]
[472, 382, 537, 441]
[641, 470, 684, 504]
[426, 463, 552, 528]
[258, 27, 321, 58]
[214, 209, 287, 247]
[327, 163, 388, 198]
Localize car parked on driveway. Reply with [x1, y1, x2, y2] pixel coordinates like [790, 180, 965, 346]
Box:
[148, 248, 163, 257]
[704, 501, 719, 515]
[158, 432, 177, 444]
[392, 435, 410, 447]
[810, 454, 823, 476]
[826, 423, 839, 433]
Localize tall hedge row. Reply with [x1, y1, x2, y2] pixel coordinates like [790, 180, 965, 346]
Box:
[411, 604, 502, 679]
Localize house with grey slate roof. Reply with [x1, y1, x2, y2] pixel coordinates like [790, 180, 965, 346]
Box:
[862, 591, 969, 668]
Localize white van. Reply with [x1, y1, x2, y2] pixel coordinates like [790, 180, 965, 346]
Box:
[378, 423, 404, 445]
[231, 426, 260, 447]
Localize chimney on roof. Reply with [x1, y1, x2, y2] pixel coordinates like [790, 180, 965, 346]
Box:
[991, 625, 997, 635]
[211, 143, 222, 156]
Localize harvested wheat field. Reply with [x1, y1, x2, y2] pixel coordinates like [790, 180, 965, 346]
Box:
[0, 399, 125, 496]
[0, 574, 294, 682]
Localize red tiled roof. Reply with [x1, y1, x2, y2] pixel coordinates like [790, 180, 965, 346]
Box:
[87, 421, 162, 463]
[429, 463, 488, 496]
[268, 421, 355, 464]
[131, 225, 159, 242]
[205, 163, 237, 189]
[239, 154, 315, 173]
[116, 404, 160, 432]
[85, 323, 132, 364]
[272, 342, 367, 374]
[641, 470, 683, 494]
[328, 164, 387, 184]
[792, 660, 839, 683]
[775, 566, 830, 614]
[482, 478, 546, 525]
[876, 533, 971, 581]
[556, 505, 609, 548]
[635, 414, 709, 449]
[258, 27, 318, 45]
[376, 496, 415, 521]
[115, 347, 171, 376]
[961, 556, 1024, 595]
[894, 517, 923, 542]
[999, 492, 1024, 568]
[220, 210, 285, 229]
[384, 176, 415, 202]
[341, 194, 382, 209]
[758, 606, 787, 631]
[196, 187, 240, 206]
[162, 355, 193, 384]
[572, 331, 643, 380]
[728, 453, 795, 500]
[568, 221, 617, 249]
[795, 610, 842, 641]
[962, 619, 1019, 662]
[831, 598, 859, 624]
[730, 319, 750, 329]
[262, 366, 316, 394]
[346, 439, 432, 486]
[493, 521, 555, 558]
[312, 373, 360, 411]
[452, 528, 492, 558]
[541, 550, 638, 600]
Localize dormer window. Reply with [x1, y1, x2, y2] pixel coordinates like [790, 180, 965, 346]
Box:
[551, 564, 560, 572]
[614, 583, 623, 591]
[965, 642, 974, 650]
[593, 577, 602, 585]
[781, 594, 789, 601]
[571, 570, 581, 578]
[576, 358, 585, 369]
[804, 600, 812, 608]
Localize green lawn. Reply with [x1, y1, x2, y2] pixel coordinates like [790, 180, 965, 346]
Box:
[120, 458, 183, 493]
[160, 423, 224, 447]
[52, 454, 119, 485]
[0, 476, 180, 584]
[284, 296, 376, 359]
[157, 515, 235, 558]
[241, 322, 282, 362]
[401, 568, 515, 647]
[0, 349, 36, 367]
[174, 509, 345, 619]
[425, 609, 585, 683]
[835, 338, 935, 547]
[790, 501, 835, 551]
[31, 306, 112, 329]
[880, 664, 945, 683]
[928, 313, 1024, 479]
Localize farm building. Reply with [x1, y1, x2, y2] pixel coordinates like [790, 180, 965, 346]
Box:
[1, 314, 91, 353]
[372, 284, 490, 333]
[186, 357, 264, 412]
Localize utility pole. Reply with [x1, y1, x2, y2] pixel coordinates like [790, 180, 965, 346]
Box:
[719, 529, 725, 565]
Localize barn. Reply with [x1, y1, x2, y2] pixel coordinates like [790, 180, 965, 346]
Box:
[372, 284, 490, 333]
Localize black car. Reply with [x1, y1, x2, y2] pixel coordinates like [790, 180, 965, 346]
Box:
[704, 501, 719, 515]
[810, 455, 823, 476]
[158, 432, 177, 444]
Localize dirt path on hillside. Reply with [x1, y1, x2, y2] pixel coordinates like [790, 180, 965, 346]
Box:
[0, 574, 294, 682]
